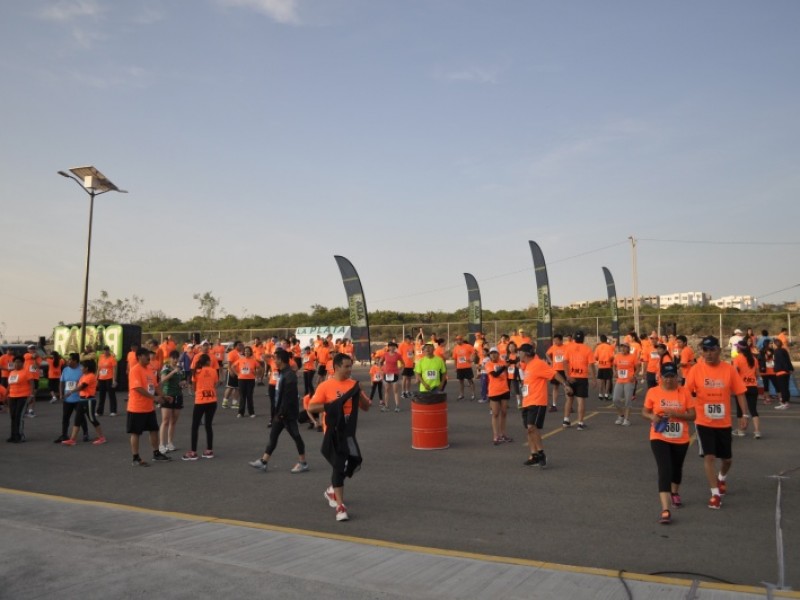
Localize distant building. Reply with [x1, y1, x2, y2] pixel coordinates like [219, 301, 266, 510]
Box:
[659, 291, 710, 309]
[616, 296, 660, 310]
[710, 295, 759, 310]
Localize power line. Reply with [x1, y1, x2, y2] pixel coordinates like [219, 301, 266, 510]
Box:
[639, 238, 800, 246]
[759, 283, 800, 300]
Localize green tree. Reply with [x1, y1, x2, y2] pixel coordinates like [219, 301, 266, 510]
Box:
[87, 290, 144, 323]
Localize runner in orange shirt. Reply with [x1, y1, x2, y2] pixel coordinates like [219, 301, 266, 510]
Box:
[0, 347, 15, 387]
[232, 346, 261, 418]
[562, 331, 596, 430]
[308, 353, 371, 522]
[22, 345, 42, 417]
[684, 335, 748, 509]
[397, 334, 416, 400]
[546, 334, 567, 412]
[487, 347, 512, 445]
[732, 341, 761, 438]
[368, 361, 383, 408]
[222, 341, 243, 410]
[452, 336, 477, 401]
[642, 362, 696, 525]
[127, 348, 171, 466]
[182, 353, 219, 460]
[46, 351, 65, 405]
[301, 346, 317, 396]
[126, 343, 139, 377]
[96, 345, 118, 416]
[675, 335, 695, 385]
[594, 334, 615, 401]
[315, 340, 332, 387]
[6, 355, 35, 442]
[519, 343, 571, 468]
[612, 342, 639, 426]
[62, 359, 106, 446]
[381, 341, 404, 412]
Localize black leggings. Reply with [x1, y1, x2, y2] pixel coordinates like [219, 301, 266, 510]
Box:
[370, 381, 383, 400]
[265, 418, 305, 456]
[775, 374, 791, 404]
[8, 396, 27, 441]
[238, 379, 255, 416]
[650, 440, 689, 493]
[303, 370, 315, 396]
[97, 379, 117, 414]
[762, 374, 776, 394]
[61, 402, 88, 437]
[191, 403, 217, 452]
[268, 385, 276, 421]
[736, 387, 759, 418]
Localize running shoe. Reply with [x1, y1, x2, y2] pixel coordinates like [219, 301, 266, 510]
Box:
[153, 451, 171, 462]
[83, 434, 89, 442]
[182, 451, 199, 461]
[335, 504, 349, 521]
[775, 403, 789, 410]
[659, 509, 672, 524]
[159, 444, 168, 454]
[614, 416, 624, 425]
[394, 407, 400, 413]
[732, 430, 745, 437]
[717, 479, 727, 496]
[53, 435, 67, 444]
[236, 414, 242, 419]
[524, 455, 539, 467]
[501, 435, 513, 443]
[222, 400, 229, 409]
[132, 457, 149, 467]
[754, 431, 762, 439]
[250, 414, 256, 418]
[670, 493, 683, 508]
[562, 419, 571, 428]
[456, 396, 464, 401]
[231, 403, 240, 409]
[202, 450, 214, 459]
[622, 419, 631, 427]
[26, 409, 36, 417]
[290, 462, 309, 473]
[109, 412, 117, 417]
[61, 439, 76, 446]
[166, 443, 176, 452]
[548, 405, 557, 412]
[708, 494, 722, 509]
[249, 458, 268, 471]
[92, 437, 107, 445]
[576, 422, 587, 431]
[49, 397, 58, 404]
[324, 486, 337, 508]
[538, 452, 547, 469]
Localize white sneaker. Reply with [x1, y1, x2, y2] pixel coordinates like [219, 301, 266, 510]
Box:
[166, 442, 176, 452]
[335, 504, 349, 521]
[775, 403, 789, 410]
[732, 430, 746, 437]
[614, 416, 624, 425]
[324, 486, 337, 508]
[159, 445, 168, 454]
[754, 432, 762, 439]
[622, 419, 631, 427]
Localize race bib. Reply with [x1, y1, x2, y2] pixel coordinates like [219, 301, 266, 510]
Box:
[147, 384, 155, 394]
[704, 403, 726, 420]
[271, 371, 279, 382]
[406, 351, 414, 358]
[458, 356, 466, 364]
[617, 369, 628, 378]
[29, 365, 37, 373]
[554, 355, 564, 363]
[426, 370, 437, 379]
[521, 384, 529, 397]
[65, 380, 76, 391]
[241, 366, 250, 375]
[662, 421, 683, 439]
[9, 374, 19, 384]
[650, 352, 659, 359]
[100, 368, 108, 376]
[766, 361, 774, 368]
[373, 373, 381, 382]
[385, 373, 395, 382]
[508, 366, 515, 375]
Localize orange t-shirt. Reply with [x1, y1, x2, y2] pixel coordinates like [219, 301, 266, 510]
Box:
[506, 353, 520, 380]
[594, 343, 615, 369]
[316, 346, 332, 367]
[452, 343, 476, 369]
[211, 345, 226, 363]
[644, 386, 695, 444]
[1, 354, 16, 376]
[302, 351, 317, 371]
[546, 345, 566, 372]
[191, 352, 219, 370]
[434, 346, 446, 361]
[194, 366, 219, 404]
[128, 363, 156, 413]
[520, 357, 556, 407]
[233, 357, 258, 380]
[98, 355, 117, 381]
[733, 354, 758, 388]
[311, 378, 359, 417]
[685, 361, 746, 428]
[564, 343, 595, 379]
[23, 353, 41, 380]
[496, 342, 509, 362]
[487, 359, 510, 397]
[397, 342, 415, 368]
[127, 351, 138, 370]
[47, 357, 65, 380]
[226, 349, 241, 368]
[369, 365, 383, 382]
[613, 353, 638, 384]
[78, 373, 98, 398]
[267, 358, 279, 386]
[679, 346, 695, 379]
[7, 368, 35, 398]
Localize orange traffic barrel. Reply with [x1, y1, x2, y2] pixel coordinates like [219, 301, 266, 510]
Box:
[411, 392, 448, 450]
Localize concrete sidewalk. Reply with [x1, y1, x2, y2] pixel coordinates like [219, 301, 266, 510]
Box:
[1, 488, 796, 600]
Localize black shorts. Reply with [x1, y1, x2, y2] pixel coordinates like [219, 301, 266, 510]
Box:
[696, 425, 732, 460]
[456, 368, 474, 380]
[522, 405, 547, 429]
[49, 378, 60, 393]
[597, 368, 612, 381]
[226, 372, 239, 389]
[550, 373, 564, 386]
[402, 367, 415, 378]
[126, 411, 159, 435]
[383, 373, 400, 384]
[569, 378, 589, 398]
[317, 365, 327, 376]
[489, 392, 510, 402]
[160, 394, 184, 410]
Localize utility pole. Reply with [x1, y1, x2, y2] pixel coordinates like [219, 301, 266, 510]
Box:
[629, 236, 640, 335]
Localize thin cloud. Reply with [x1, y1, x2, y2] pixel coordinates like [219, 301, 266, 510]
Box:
[217, 0, 300, 24]
[39, 0, 104, 21]
[442, 66, 499, 84]
[65, 65, 154, 89]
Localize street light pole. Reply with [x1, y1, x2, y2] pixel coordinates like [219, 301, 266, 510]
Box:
[629, 235, 640, 335]
[58, 167, 127, 353]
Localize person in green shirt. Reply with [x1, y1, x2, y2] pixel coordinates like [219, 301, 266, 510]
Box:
[414, 343, 447, 393]
[159, 350, 185, 454]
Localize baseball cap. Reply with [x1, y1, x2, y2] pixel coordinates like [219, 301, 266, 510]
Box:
[734, 328, 743, 335]
[573, 331, 585, 343]
[489, 347, 499, 353]
[660, 363, 679, 377]
[701, 335, 720, 349]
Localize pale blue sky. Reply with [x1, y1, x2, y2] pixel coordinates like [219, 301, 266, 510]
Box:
[2, 0, 799, 338]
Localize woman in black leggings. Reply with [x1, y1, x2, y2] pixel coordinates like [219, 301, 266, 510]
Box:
[183, 354, 219, 460]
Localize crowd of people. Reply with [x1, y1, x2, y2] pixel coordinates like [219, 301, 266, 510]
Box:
[0, 325, 794, 524]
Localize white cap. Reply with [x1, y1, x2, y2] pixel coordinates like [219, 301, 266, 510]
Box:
[489, 347, 499, 353]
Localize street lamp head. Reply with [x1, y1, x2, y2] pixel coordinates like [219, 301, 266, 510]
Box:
[66, 165, 121, 193]
[57, 170, 71, 178]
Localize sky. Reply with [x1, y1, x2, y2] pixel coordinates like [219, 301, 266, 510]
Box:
[2, 0, 799, 339]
